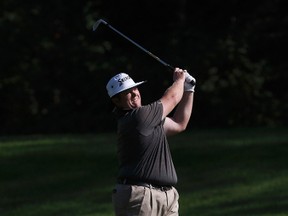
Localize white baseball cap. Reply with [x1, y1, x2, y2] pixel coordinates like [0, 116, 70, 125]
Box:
[106, 73, 146, 98]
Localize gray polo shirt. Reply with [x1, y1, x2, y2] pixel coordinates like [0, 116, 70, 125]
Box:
[115, 101, 177, 186]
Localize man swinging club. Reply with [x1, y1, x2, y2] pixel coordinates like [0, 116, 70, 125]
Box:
[107, 67, 196, 216]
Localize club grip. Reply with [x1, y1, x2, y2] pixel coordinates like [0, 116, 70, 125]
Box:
[185, 72, 196, 86]
[167, 65, 196, 86]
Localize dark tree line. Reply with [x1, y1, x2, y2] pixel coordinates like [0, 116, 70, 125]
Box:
[0, 0, 287, 134]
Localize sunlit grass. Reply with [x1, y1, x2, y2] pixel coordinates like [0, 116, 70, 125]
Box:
[0, 128, 287, 215]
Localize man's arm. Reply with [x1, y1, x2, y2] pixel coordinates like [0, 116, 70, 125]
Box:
[164, 91, 194, 136]
[160, 68, 186, 119]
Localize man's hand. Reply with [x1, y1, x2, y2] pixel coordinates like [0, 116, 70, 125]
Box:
[173, 68, 186, 82]
[184, 70, 196, 92]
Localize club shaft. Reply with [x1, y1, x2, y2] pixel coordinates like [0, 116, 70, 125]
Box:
[105, 23, 174, 70]
[94, 19, 195, 85]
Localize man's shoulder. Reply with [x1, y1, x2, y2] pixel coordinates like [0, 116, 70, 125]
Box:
[139, 100, 162, 110]
[134, 101, 163, 120]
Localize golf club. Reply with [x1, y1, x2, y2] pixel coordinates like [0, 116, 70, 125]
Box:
[93, 19, 195, 85]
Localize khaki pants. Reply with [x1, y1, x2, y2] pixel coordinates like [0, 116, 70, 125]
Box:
[112, 184, 179, 216]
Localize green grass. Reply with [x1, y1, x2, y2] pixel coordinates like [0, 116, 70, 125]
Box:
[0, 128, 288, 216]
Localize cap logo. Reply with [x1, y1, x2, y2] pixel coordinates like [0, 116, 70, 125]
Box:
[118, 75, 131, 87]
[107, 73, 145, 98]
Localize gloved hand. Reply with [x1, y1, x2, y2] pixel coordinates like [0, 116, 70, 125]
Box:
[184, 71, 196, 92]
[184, 82, 195, 92]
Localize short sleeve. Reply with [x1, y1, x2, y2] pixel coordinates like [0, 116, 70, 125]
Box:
[135, 101, 163, 136]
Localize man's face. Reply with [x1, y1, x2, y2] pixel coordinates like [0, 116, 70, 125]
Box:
[113, 87, 142, 109]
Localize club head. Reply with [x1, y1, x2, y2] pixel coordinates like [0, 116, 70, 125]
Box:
[93, 19, 108, 31]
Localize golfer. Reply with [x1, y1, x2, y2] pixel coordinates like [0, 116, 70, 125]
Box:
[107, 68, 195, 216]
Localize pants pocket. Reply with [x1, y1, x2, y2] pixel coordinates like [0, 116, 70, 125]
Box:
[112, 184, 147, 216]
[128, 185, 147, 210]
[112, 184, 132, 214]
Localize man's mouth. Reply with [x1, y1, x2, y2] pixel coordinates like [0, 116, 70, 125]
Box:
[130, 96, 140, 106]
[132, 96, 139, 102]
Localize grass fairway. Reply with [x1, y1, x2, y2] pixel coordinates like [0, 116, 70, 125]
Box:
[0, 128, 288, 216]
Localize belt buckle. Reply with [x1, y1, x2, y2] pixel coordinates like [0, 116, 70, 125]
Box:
[160, 186, 166, 191]
[154, 185, 171, 191]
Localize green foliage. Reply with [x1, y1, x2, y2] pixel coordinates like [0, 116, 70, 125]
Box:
[200, 36, 279, 126]
[0, 0, 287, 133]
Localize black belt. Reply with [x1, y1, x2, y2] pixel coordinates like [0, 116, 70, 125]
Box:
[118, 178, 172, 191]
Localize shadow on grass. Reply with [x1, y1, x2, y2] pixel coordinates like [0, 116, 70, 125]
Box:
[1, 128, 288, 215]
[0, 134, 117, 216]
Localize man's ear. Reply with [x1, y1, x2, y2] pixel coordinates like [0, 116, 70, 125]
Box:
[111, 97, 121, 107]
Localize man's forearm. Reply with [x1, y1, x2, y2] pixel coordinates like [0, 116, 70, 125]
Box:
[171, 92, 194, 129]
[160, 78, 185, 119]
[163, 79, 184, 103]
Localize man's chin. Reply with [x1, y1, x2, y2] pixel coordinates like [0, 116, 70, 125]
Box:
[130, 102, 141, 109]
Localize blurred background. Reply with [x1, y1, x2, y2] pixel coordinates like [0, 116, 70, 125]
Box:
[1, 0, 287, 134]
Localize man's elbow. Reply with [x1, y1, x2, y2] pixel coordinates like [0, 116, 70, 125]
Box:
[177, 124, 188, 133]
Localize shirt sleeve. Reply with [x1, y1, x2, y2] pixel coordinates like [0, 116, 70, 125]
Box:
[135, 101, 163, 136]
